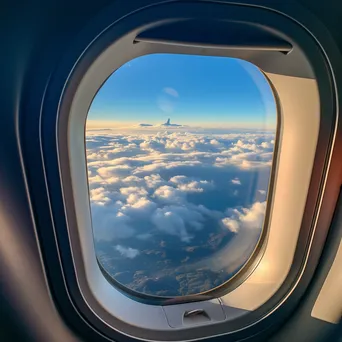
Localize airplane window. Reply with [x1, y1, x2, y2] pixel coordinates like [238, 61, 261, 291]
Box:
[86, 54, 277, 298]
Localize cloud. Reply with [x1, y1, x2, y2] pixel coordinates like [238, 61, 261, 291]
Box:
[140, 140, 165, 151]
[261, 141, 272, 149]
[121, 196, 157, 217]
[120, 186, 148, 197]
[221, 218, 239, 233]
[90, 187, 124, 205]
[151, 205, 205, 242]
[87, 130, 273, 249]
[163, 87, 179, 98]
[122, 175, 144, 184]
[152, 209, 192, 243]
[189, 201, 267, 275]
[170, 176, 215, 193]
[91, 205, 134, 241]
[231, 178, 241, 185]
[238, 201, 266, 229]
[169, 175, 187, 184]
[178, 181, 206, 193]
[153, 185, 185, 203]
[86, 129, 276, 296]
[115, 245, 140, 259]
[90, 187, 111, 204]
[210, 139, 222, 146]
[97, 165, 132, 178]
[144, 174, 165, 188]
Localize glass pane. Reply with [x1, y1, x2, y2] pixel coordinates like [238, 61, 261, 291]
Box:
[86, 54, 277, 298]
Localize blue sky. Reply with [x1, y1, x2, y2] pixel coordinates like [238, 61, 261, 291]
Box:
[88, 54, 276, 129]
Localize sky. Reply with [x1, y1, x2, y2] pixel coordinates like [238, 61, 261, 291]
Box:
[87, 54, 276, 129]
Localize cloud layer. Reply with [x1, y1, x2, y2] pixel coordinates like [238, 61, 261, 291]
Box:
[87, 129, 275, 296]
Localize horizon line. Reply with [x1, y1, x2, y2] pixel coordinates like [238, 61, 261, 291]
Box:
[86, 120, 276, 131]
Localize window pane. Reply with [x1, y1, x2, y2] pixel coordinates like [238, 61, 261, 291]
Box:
[86, 54, 277, 298]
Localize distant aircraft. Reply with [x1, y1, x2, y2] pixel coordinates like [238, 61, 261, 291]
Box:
[138, 118, 184, 128]
[161, 118, 182, 127]
[138, 123, 153, 127]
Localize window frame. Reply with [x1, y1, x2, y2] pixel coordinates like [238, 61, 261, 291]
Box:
[27, 1, 339, 341]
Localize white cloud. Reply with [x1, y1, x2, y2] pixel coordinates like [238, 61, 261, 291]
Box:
[86, 130, 275, 245]
[210, 139, 222, 146]
[221, 218, 239, 233]
[169, 175, 187, 184]
[140, 140, 165, 151]
[178, 181, 205, 193]
[221, 201, 266, 233]
[241, 160, 253, 169]
[105, 177, 121, 184]
[97, 165, 132, 178]
[91, 205, 134, 241]
[120, 186, 148, 197]
[239, 201, 266, 229]
[235, 139, 259, 151]
[151, 204, 207, 243]
[122, 175, 143, 184]
[88, 174, 105, 187]
[150, 204, 206, 243]
[231, 178, 241, 185]
[115, 245, 140, 259]
[144, 174, 165, 188]
[124, 195, 156, 212]
[152, 209, 192, 243]
[153, 185, 185, 203]
[163, 87, 179, 98]
[90, 187, 111, 204]
[190, 201, 267, 274]
[90, 187, 125, 205]
[261, 141, 272, 149]
[133, 162, 167, 174]
[170, 175, 214, 193]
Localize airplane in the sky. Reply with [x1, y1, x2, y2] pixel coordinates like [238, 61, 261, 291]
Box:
[1, 1, 341, 342]
[160, 118, 182, 127]
[138, 118, 184, 127]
